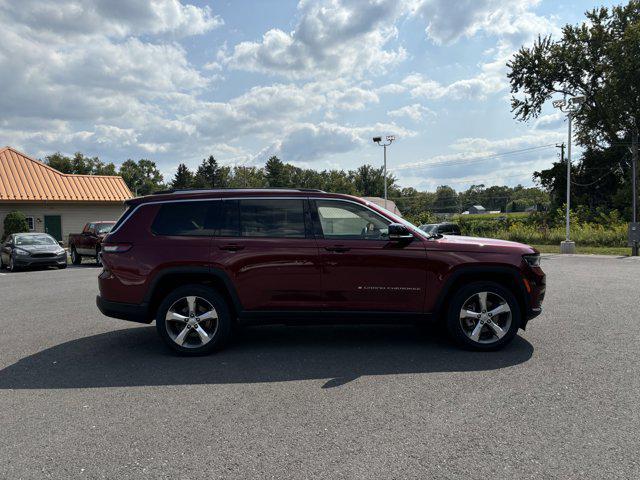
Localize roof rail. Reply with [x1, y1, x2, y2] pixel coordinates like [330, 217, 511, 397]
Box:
[151, 187, 325, 195]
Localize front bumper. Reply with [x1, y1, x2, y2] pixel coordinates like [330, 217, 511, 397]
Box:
[14, 254, 67, 267]
[96, 295, 152, 324]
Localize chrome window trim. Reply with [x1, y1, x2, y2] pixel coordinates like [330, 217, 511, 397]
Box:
[109, 196, 312, 236]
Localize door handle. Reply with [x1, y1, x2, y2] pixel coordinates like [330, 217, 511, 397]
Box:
[325, 245, 351, 253]
[219, 244, 245, 252]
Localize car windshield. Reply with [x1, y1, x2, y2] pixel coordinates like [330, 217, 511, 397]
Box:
[420, 224, 436, 234]
[15, 234, 56, 246]
[96, 223, 114, 234]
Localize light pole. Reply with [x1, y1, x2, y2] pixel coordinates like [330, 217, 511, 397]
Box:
[552, 95, 585, 254]
[373, 135, 395, 209]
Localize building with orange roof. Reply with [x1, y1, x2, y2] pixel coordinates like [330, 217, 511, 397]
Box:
[0, 146, 133, 243]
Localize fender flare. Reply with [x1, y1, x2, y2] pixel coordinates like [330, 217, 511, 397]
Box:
[143, 266, 243, 315]
[432, 264, 530, 316]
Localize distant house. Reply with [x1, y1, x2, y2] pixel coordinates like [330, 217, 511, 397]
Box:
[468, 205, 487, 215]
[0, 146, 133, 243]
[361, 196, 402, 217]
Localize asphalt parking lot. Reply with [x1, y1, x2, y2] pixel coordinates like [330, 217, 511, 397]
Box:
[1, 255, 639, 479]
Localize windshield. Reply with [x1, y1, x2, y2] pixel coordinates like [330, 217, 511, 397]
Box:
[420, 224, 436, 234]
[96, 223, 115, 234]
[15, 234, 56, 246]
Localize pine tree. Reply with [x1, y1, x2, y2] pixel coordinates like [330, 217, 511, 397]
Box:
[171, 163, 194, 189]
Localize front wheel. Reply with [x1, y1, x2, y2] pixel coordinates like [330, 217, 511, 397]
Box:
[446, 281, 520, 351]
[70, 246, 82, 265]
[156, 284, 233, 355]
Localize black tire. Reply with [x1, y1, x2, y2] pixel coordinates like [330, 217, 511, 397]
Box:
[70, 246, 82, 265]
[446, 281, 520, 351]
[156, 284, 233, 356]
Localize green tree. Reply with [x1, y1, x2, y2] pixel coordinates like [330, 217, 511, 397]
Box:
[265, 156, 288, 187]
[194, 155, 230, 188]
[229, 166, 267, 188]
[119, 159, 164, 196]
[508, 2, 640, 216]
[2, 211, 29, 241]
[432, 185, 459, 213]
[44, 152, 116, 175]
[350, 164, 396, 197]
[171, 163, 194, 189]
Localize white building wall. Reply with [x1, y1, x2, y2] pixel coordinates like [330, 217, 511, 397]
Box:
[0, 202, 127, 244]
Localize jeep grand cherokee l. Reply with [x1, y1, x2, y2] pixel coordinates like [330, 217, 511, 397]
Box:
[96, 189, 545, 355]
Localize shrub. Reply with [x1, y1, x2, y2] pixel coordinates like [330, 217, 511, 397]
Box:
[2, 211, 29, 241]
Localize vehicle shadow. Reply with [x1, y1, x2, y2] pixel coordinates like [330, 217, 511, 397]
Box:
[0, 325, 534, 390]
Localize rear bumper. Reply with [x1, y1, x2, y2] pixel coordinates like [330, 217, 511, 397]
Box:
[96, 295, 152, 324]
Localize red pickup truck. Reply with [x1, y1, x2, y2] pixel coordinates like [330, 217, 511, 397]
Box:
[68, 221, 116, 265]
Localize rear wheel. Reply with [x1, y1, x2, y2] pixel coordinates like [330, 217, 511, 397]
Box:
[70, 246, 82, 265]
[156, 284, 233, 355]
[446, 281, 520, 351]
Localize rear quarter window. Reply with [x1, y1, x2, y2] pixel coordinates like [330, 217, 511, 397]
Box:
[151, 201, 216, 237]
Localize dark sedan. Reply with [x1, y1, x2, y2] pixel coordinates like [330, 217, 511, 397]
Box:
[0, 233, 67, 271]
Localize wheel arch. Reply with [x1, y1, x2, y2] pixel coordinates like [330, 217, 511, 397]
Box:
[433, 265, 530, 326]
[145, 267, 242, 322]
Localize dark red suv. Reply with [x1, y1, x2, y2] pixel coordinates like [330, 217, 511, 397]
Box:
[97, 189, 545, 355]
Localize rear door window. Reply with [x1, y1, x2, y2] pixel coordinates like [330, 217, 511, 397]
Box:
[151, 201, 216, 236]
[238, 199, 306, 238]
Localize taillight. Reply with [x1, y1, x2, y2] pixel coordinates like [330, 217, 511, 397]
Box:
[102, 243, 132, 253]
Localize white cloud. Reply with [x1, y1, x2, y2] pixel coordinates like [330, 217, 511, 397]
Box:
[221, 0, 407, 79]
[388, 103, 435, 121]
[1, 0, 222, 38]
[327, 87, 380, 111]
[534, 112, 565, 130]
[393, 131, 564, 190]
[412, 0, 555, 46]
[256, 121, 415, 164]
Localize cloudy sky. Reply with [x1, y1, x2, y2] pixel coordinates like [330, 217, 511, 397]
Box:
[0, 0, 618, 190]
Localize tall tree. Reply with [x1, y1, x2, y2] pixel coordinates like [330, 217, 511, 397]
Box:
[171, 163, 194, 189]
[350, 164, 396, 197]
[119, 159, 164, 196]
[507, 2, 640, 215]
[194, 155, 229, 188]
[265, 156, 288, 187]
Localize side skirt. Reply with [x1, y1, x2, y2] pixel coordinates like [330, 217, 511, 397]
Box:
[238, 310, 434, 326]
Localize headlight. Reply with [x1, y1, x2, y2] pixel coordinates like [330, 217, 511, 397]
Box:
[14, 248, 30, 256]
[523, 254, 541, 267]
[56, 247, 66, 255]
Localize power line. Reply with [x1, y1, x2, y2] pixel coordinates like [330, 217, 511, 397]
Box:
[392, 144, 557, 171]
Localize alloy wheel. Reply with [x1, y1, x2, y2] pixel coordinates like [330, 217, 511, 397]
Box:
[459, 291, 512, 345]
[165, 296, 219, 348]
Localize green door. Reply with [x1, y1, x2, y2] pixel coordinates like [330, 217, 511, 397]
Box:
[44, 215, 62, 241]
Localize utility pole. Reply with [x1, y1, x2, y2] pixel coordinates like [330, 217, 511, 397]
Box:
[566, 112, 572, 244]
[632, 129, 638, 256]
[372, 136, 396, 210]
[553, 96, 585, 253]
[556, 142, 565, 210]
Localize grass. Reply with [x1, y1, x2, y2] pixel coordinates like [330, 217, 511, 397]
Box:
[531, 244, 631, 256]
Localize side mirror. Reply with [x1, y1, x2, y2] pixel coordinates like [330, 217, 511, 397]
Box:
[388, 223, 413, 241]
[58, 241, 64, 247]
